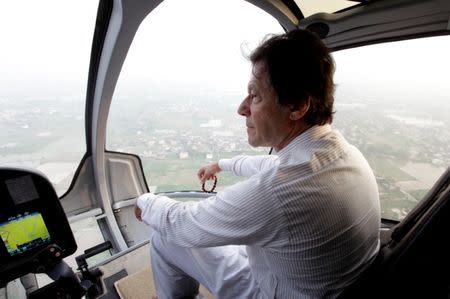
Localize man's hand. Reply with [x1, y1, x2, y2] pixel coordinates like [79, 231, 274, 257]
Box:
[134, 203, 142, 222]
[197, 162, 221, 183]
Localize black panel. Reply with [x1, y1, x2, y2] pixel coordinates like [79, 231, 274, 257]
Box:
[0, 168, 77, 286]
[85, 0, 114, 154]
[306, 22, 330, 39]
[101, 269, 128, 299]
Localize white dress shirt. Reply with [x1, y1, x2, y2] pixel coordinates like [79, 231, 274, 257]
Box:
[137, 124, 380, 298]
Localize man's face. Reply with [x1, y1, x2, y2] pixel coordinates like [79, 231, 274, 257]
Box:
[238, 62, 294, 151]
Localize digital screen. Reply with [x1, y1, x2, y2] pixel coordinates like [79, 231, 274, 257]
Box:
[0, 212, 51, 256]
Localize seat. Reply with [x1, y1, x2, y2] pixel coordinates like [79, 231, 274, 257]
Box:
[338, 167, 450, 298]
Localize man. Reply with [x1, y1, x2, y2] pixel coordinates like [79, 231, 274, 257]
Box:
[135, 29, 380, 298]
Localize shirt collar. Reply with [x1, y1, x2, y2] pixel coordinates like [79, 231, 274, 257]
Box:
[274, 124, 332, 163]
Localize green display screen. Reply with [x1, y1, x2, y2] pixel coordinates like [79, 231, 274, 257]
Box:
[0, 212, 51, 256]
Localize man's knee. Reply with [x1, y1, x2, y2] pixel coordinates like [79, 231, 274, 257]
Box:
[149, 236, 200, 298]
[150, 233, 172, 270]
[150, 232, 164, 252]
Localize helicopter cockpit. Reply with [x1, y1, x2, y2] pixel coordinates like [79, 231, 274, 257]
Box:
[1, 0, 450, 298]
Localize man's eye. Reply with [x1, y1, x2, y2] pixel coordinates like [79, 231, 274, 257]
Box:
[250, 94, 259, 102]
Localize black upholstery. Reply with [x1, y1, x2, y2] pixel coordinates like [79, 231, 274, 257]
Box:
[338, 168, 450, 299]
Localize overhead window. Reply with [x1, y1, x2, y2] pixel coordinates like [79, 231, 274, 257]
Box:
[294, 0, 356, 17]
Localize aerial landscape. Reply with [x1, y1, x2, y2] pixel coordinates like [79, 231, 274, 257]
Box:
[1, 88, 448, 221]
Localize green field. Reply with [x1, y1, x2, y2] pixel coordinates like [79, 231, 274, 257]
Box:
[366, 154, 415, 181]
[142, 156, 249, 193]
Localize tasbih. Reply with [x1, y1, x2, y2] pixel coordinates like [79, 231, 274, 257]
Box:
[202, 175, 217, 193]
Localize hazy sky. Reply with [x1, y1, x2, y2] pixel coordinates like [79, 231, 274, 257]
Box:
[1, 0, 449, 103]
[334, 36, 450, 106]
[115, 0, 283, 98]
[0, 1, 98, 98]
[0, 0, 282, 99]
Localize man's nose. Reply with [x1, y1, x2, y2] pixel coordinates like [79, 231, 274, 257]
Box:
[238, 97, 250, 116]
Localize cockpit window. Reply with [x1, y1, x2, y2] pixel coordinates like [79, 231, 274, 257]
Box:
[0, 1, 98, 196]
[294, 0, 356, 17]
[333, 36, 450, 221]
[107, 0, 282, 193]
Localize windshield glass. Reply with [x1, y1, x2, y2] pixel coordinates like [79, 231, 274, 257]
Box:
[0, 1, 97, 196]
[107, 0, 282, 193]
[333, 36, 450, 220]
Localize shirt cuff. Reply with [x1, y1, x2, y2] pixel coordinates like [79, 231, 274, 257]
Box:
[136, 193, 158, 226]
[136, 193, 157, 210]
[136, 193, 177, 230]
[218, 158, 233, 172]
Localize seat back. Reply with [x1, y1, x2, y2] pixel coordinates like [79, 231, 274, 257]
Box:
[339, 167, 450, 298]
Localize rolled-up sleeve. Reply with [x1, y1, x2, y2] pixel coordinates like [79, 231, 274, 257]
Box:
[137, 175, 289, 248]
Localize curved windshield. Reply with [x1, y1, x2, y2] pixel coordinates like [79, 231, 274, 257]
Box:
[107, 0, 282, 193]
[333, 36, 450, 220]
[0, 1, 97, 196]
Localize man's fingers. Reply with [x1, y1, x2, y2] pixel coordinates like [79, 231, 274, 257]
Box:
[203, 173, 216, 183]
[134, 205, 142, 221]
[198, 163, 220, 184]
[197, 167, 206, 179]
[201, 174, 208, 184]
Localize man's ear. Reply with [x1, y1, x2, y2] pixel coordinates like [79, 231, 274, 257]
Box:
[290, 97, 310, 121]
